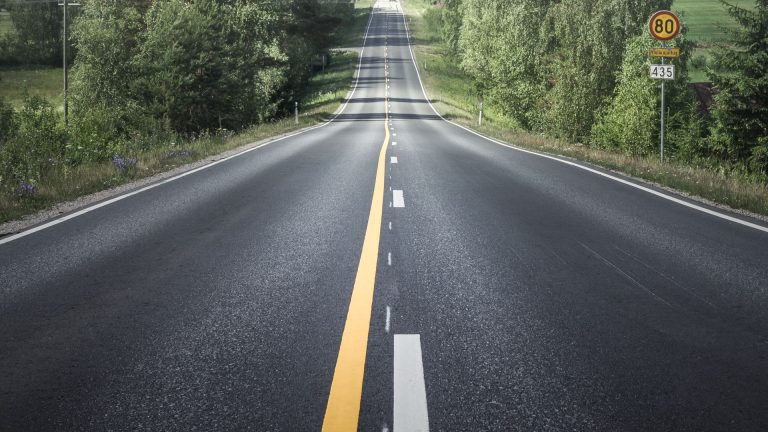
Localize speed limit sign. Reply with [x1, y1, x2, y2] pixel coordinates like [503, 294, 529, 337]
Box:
[648, 11, 680, 41]
[649, 11, 681, 41]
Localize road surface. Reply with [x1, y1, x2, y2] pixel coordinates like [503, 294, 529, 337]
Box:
[2, 2, 767, 431]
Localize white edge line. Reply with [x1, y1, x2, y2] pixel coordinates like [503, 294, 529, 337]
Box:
[0, 5, 381, 246]
[398, 5, 768, 234]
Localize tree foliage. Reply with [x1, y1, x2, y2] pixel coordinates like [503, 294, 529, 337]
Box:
[69, 0, 348, 147]
[707, 0, 768, 174]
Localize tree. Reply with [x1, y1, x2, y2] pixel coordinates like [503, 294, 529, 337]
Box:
[459, 0, 550, 130]
[136, 0, 287, 133]
[707, 0, 768, 174]
[7, 0, 65, 66]
[592, 31, 695, 156]
[441, 0, 463, 53]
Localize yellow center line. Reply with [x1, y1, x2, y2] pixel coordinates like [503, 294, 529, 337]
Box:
[321, 100, 390, 431]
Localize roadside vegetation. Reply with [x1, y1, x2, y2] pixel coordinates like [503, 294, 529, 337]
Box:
[403, 0, 768, 216]
[675, 0, 752, 82]
[0, 0, 372, 224]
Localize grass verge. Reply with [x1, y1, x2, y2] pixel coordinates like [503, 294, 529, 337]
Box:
[0, 67, 63, 110]
[0, 11, 370, 225]
[402, 0, 768, 218]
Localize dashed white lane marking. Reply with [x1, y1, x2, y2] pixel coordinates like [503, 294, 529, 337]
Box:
[385, 306, 391, 333]
[387, 252, 392, 266]
[394, 334, 430, 432]
[391, 157, 398, 164]
[389, 221, 392, 230]
[393, 133, 397, 137]
[392, 141, 397, 146]
[393, 190, 405, 208]
[390, 201, 393, 208]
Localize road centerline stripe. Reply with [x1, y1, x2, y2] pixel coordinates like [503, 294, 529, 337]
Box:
[394, 334, 430, 432]
[321, 39, 391, 430]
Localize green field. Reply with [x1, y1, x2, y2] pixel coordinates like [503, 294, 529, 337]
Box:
[673, 0, 754, 82]
[0, 68, 63, 110]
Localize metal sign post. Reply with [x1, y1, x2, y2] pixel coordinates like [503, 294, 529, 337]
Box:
[648, 10, 681, 163]
[660, 55, 666, 163]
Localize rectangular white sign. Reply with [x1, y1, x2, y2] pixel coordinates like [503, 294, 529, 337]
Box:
[650, 64, 675, 80]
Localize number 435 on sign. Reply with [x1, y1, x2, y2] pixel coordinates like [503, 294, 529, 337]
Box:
[650, 64, 675, 80]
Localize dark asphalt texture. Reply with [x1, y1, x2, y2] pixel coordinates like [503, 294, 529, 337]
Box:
[2, 2, 768, 431]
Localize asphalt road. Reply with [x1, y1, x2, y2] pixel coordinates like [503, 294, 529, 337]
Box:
[2, 1, 768, 431]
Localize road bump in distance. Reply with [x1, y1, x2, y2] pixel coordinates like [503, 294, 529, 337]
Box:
[321, 62, 391, 432]
[394, 334, 430, 432]
[393, 190, 405, 208]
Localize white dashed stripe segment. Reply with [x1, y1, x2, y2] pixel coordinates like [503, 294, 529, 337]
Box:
[393, 190, 405, 208]
[394, 334, 430, 432]
[391, 157, 398, 164]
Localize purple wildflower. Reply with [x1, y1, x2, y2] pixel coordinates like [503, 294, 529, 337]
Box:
[113, 154, 137, 170]
[16, 181, 36, 197]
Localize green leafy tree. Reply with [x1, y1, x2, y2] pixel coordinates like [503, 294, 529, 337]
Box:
[7, 0, 66, 66]
[441, 0, 463, 53]
[707, 0, 768, 174]
[459, 0, 551, 129]
[137, 0, 286, 133]
[592, 31, 695, 156]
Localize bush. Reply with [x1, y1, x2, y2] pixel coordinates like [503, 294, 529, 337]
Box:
[691, 55, 707, 70]
[592, 31, 698, 157]
[0, 95, 66, 189]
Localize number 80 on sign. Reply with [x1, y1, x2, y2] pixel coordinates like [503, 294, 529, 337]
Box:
[649, 10, 681, 41]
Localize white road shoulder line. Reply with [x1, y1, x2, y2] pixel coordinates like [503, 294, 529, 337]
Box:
[394, 334, 430, 432]
[393, 190, 405, 208]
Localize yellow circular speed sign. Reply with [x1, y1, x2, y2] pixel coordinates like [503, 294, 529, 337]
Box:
[649, 11, 681, 41]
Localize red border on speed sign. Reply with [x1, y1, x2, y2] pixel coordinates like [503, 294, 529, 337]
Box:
[649, 10, 681, 41]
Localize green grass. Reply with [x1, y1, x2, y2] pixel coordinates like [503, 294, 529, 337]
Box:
[0, 11, 370, 224]
[673, 0, 755, 82]
[401, 0, 768, 217]
[303, 50, 358, 117]
[0, 68, 63, 110]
